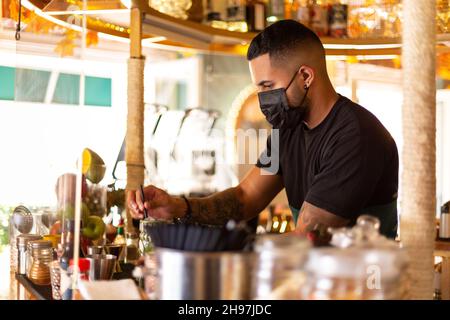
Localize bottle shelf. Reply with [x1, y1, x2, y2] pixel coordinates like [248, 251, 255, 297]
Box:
[26, 0, 450, 56]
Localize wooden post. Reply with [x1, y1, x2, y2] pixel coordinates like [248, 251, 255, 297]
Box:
[401, 0, 437, 299]
[126, 3, 145, 232]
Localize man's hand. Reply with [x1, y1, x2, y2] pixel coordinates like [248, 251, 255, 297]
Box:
[127, 185, 187, 221]
[127, 166, 283, 225]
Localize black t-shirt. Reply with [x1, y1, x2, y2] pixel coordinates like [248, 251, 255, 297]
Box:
[256, 94, 399, 238]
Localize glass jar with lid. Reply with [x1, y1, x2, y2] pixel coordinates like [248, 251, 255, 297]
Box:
[301, 247, 408, 300]
[27, 240, 53, 285]
[301, 215, 409, 300]
[252, 233, 311, 299]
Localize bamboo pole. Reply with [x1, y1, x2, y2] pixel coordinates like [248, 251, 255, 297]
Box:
[126, 4, 145, 231]
[401, 0, 437, 299]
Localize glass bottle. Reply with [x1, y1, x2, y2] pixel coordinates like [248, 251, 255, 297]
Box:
[60, 219, 75, 271]
[246, 0, 267, 32]
[113, 219, 127, 262]
[328, 0, 348, 38]
[113, 219, 126, 245]
[310, 0, 329, 36]
[226, 0, 248, 32]
[267, 0, 285, 24]
[125, 231, 140, 264]
[294, 0, 312, 27]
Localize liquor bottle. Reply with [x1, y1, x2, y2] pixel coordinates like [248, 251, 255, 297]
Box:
[294, 0, 311, 27]
[205, 0, 222, 22]
[310, 0, 329, 36]
[246, 0, 267, 32]
[328, 0, 348, 38]
[113, 219, 126, 246]
[267, 0, 285, 24]
[265, 205, 275, 233]
[226, 0, 248, 32]
[226, 0, 246, 21]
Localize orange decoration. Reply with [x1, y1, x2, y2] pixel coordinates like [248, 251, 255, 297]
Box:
[54, 30, 77, 57]
[392, 55, 402, 69]
[86, 31, 99, 47]
[437, 53, 450, 80]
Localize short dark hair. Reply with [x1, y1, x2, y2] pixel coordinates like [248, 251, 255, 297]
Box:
[247, 20, 324, 63]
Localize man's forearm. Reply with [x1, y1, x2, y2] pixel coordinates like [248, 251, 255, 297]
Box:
[187, 187, 246, 225]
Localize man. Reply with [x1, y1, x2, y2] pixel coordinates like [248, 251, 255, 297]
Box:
[128, 20, 399, 240]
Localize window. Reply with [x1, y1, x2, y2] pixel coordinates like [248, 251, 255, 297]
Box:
[85, 76, 111, 107]
[0, 66, 15, 100]
[0, 66, 112, 107]
[15, 68, 51, 102]
[52, 73, 80, 105]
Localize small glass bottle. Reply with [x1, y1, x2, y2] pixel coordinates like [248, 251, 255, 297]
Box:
[246, 0, 267, 32]
[113, 219, 126, 245]
[113, 219, 126, 262]
[125, 231, 140, 264]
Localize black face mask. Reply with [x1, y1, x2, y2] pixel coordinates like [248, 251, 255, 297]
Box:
[258, 69, 309, 129]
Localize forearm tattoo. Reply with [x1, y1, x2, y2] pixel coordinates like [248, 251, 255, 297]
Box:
[188, 187, 245, 225]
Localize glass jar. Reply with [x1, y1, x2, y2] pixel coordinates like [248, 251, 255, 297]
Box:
[28, 240, 53, 285]
[139, 219, 156, 255]
[84, 181, 107, 218]
[301, 247, 408, 300]
[252, 234, 310, 299]
[301, 215, 409, 300]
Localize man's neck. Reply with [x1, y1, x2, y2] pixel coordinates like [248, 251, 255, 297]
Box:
[303, 83, 339, 129]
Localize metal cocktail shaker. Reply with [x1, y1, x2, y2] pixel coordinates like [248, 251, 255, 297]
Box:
[440, 201, 450, 239]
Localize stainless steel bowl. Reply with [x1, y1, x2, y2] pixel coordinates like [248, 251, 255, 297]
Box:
[154, 248, 255, 300]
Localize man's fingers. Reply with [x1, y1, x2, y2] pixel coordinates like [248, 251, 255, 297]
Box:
[135, 189, 146, 211]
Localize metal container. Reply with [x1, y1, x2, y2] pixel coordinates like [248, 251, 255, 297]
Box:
[439, 201, 450, 239]
[252, 234, 311, 299]
[16, 234, 42, 275]
[86, 254, 117, 281]
[154, 248, 255, 300]
[28, 240, 53, 285]
[87, 245, 105, 256]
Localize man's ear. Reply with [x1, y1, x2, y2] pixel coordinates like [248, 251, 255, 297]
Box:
[299, 66, 314, 88]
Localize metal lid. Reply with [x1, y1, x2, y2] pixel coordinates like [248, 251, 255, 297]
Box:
[28, 240, 52, 249]
[16, 234, 42, 247]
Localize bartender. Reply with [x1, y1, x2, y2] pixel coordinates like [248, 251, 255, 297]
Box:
[128, 20, 399, 241]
